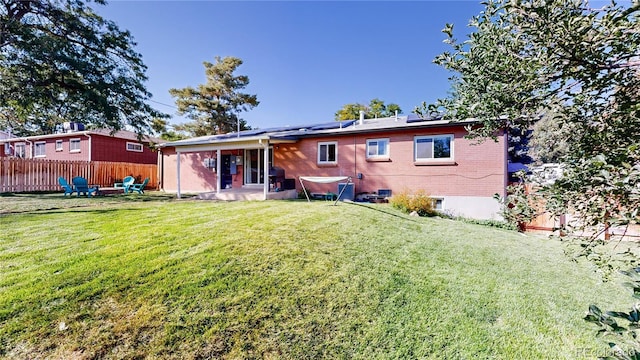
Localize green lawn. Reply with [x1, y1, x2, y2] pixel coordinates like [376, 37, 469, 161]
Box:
[0, 193, 629, 359]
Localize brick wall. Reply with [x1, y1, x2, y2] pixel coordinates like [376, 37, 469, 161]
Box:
[275, 125, 507, 198]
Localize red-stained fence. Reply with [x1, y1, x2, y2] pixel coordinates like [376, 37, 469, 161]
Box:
[0, 158, 157, 193]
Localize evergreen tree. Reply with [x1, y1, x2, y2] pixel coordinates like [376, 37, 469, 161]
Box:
[169, 56, 259, 136]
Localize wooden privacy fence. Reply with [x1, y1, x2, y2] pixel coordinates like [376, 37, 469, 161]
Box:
[521, 184, 640, 240]
[0, 158, 157, 193]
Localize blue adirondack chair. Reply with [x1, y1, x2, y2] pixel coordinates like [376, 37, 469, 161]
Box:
[129, 177, 149, 194]
[122, 176, 135, 193]
[58, 177, 76, 196]
[72, 176, 98, 197]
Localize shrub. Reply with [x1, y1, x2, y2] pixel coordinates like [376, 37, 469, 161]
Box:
[389, 189, 437, 217]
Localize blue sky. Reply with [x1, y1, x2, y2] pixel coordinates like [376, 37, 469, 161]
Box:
[97, 1, 486, 129]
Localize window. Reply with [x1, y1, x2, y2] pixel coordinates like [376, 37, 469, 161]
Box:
[14, 143, 26, 158]
[70, 138, 81, 152]
[34, 142, 46, 157]
[414, 134, 453, 162]
[318, 141, 337, 164]
[366, 138, 389, 159]
[126, 142, 143, 152]
[432, 198, 444, 211]
[55, 140, 63, 151]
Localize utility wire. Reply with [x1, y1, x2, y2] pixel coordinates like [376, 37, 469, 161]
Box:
[148, 99, 178, 109]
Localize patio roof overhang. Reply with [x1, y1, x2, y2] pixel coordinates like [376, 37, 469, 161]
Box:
[159, 135, 298, 153]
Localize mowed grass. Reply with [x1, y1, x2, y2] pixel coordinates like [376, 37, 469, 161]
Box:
[0, 194, 629, 359]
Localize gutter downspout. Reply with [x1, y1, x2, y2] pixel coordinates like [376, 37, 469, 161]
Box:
[82, 132, 92, 162]
[157, 149, 163, 191]
[263, 140, 269, 200]
[24, 139, 33, 158]
[216, 148, 221, 194]
[176, 151, 182, 199]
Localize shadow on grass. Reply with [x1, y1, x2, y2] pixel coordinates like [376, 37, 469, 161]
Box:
[309, 199, 425, 224]
[2, 207, 145, 217]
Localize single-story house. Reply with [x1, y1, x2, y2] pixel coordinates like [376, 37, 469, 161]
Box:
[0, 123, 159, 164]
[158, 114, 508, 220]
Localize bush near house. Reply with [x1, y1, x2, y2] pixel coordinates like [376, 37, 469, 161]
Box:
[389, 188, 437, 217]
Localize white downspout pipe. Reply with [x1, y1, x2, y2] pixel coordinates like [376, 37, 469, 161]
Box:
[216, 148, 221, 193]
[263, 141, 269, 200]
[83, 132, 92, 162]
[176, 151, 181, 199]
[24, 139, 33, 158]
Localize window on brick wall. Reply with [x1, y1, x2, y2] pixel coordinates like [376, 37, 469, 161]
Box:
[414, 134, 453, 162]
[70, 138, 81, 152]
[126, 142, 143, 152]
[34, 142, 46, 157]
[317, 141, 337, 165]
[55, 140, 63, 151]
[366, 138, 390, 159]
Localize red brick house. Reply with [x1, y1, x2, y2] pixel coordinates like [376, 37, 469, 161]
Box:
[158, 115, 508, 219]
[0, 126, 159, 164]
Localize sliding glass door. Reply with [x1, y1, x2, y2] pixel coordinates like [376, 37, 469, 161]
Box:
[244, 148, 272, 185]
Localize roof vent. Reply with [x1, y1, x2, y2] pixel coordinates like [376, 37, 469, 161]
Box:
[359, 110, 365, 125]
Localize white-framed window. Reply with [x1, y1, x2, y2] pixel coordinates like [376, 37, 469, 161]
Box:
[69, 138, 81, 153]
[414, 134, 453, 162]
[14, 143, 26, 158]
[55, 139, 63, 151]
[317, 141, 337, 164]
[126, 142, 143, 152]
[34, 141, 46, 157]
[366, 138, 390, 159]
[432, 197, 444, 211]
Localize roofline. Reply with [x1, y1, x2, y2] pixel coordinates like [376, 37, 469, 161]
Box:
[295, 118, 477, 138]
[158, 117, 480, 149]
[0, 131, 158, 144]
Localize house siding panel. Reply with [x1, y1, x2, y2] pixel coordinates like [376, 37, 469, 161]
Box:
[91, 136, 157, 164]
[1, 131, 158, 164]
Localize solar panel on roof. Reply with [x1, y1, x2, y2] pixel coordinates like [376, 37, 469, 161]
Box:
[308, 120, 356, 130]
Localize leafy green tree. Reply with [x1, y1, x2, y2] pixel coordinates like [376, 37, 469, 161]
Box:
[169, 56, 258, 136]
[150, 118, 186, 142]
[529, 111, 574, 164]
[418, 0, 640, 235]
[334, 99, 402, 121]
[0, 0, 166, 137]
[334, 103, 368, 121]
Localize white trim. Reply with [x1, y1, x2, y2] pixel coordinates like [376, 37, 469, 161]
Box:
[55, 139, 63, 151]
[414, 134, 454, 162]
[317, 141, 338, 165]
[126, 141, 143, 152]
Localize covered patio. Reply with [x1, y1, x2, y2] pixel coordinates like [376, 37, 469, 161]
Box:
[158, 129, 299, 200]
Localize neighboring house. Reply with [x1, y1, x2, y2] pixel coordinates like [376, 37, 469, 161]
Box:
[158, 115, 508, 219]
[0, 130, 15, 156]
[0, 124, 159, 164]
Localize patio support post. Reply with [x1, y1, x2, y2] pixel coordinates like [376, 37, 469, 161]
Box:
[216, 148, 221, 193]
[263, 142, 269, 200]
[176, 151, 181, 199]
